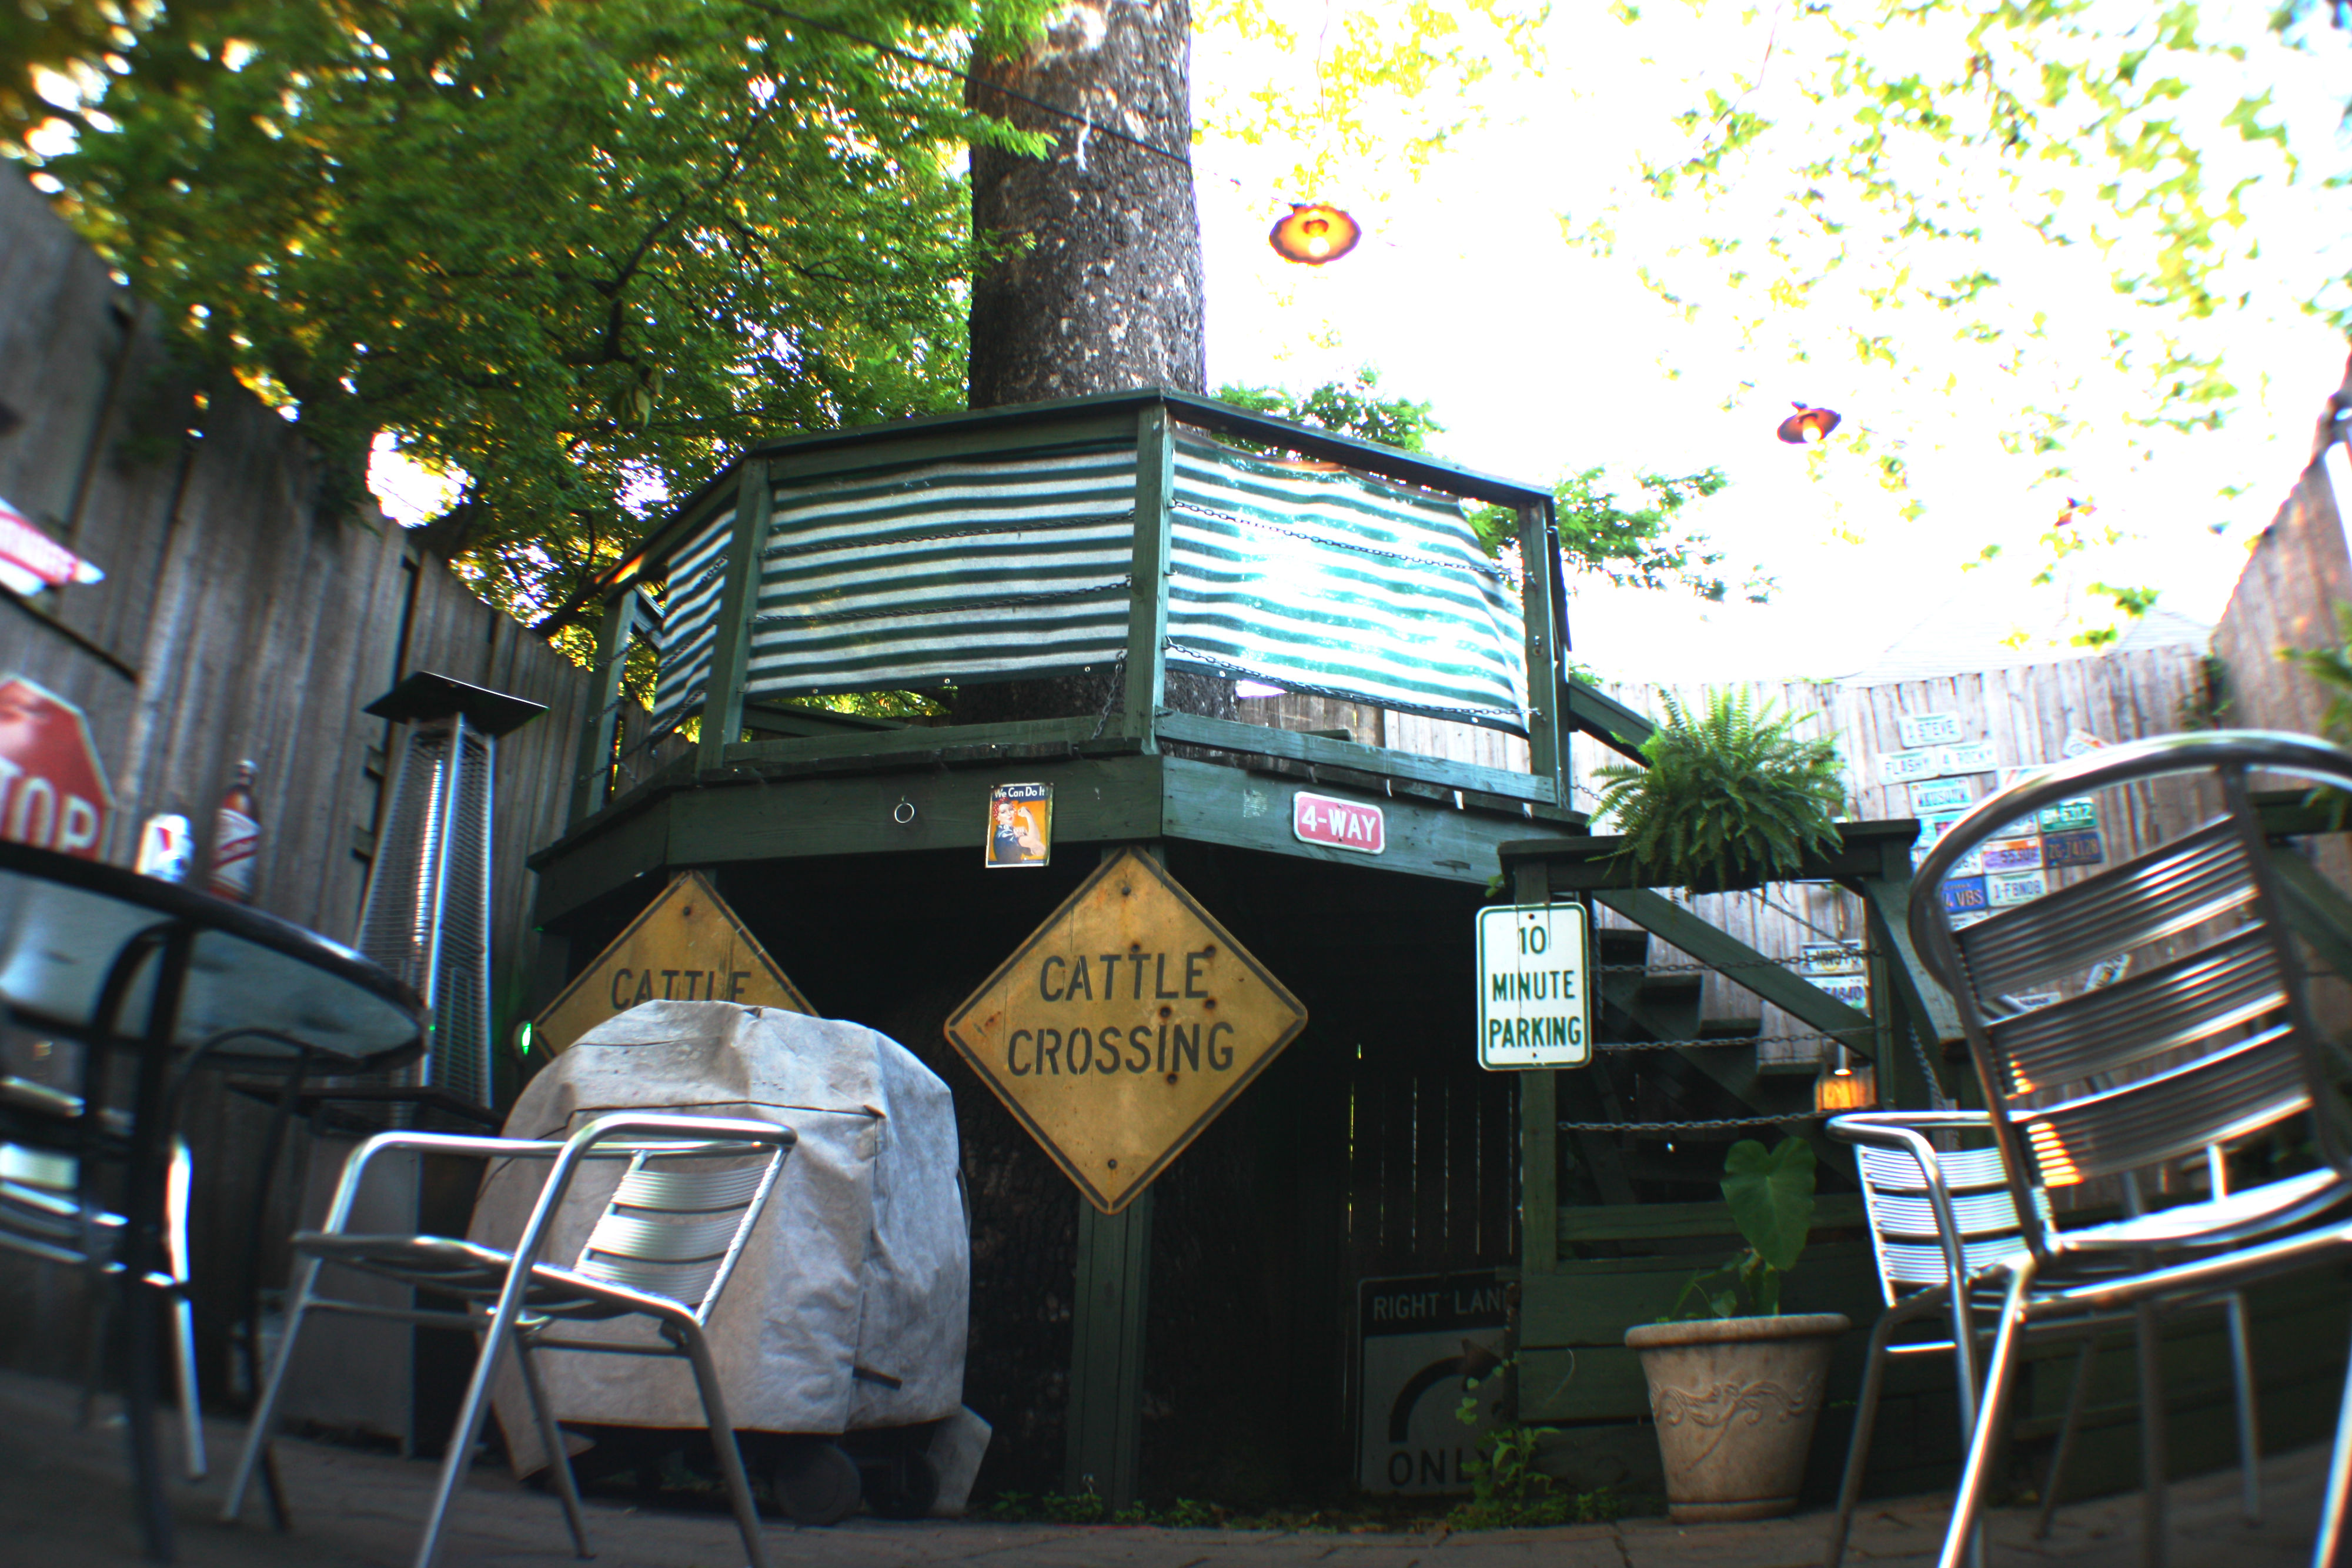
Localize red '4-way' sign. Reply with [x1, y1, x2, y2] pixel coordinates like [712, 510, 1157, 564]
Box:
[1292, 790, 1384, 854]
[0, 676, 113, 858]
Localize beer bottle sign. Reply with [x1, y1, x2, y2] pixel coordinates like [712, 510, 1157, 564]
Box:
[208, 759, 259, 901]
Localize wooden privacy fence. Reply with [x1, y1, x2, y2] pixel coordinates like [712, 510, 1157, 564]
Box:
[1558, 650, 2211, 1067]
[0, 168, 596, 1380]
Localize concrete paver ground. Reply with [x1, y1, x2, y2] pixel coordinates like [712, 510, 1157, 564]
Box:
[0, 1369, 2331, 1567]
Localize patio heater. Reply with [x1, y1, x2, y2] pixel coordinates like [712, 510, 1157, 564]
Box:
[355, 671, 546, 1108]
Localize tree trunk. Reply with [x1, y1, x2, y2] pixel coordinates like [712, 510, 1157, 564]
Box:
[966, 0, 1207, 407]
[957, 0, 1230, 729]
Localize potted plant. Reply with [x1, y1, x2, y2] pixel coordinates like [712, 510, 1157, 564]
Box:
[1589, 688, 1847, 894]
[1623, 1137, 1849, 1522]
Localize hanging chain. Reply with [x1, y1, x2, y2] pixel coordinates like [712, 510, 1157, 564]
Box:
[1556, 1112, 1832, 1133]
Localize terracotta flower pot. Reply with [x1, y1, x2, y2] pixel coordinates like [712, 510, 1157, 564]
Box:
[1623, 1312, 1849, 1522]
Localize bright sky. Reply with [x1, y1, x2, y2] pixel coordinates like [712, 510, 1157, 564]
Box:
[1191, 1, 2352, 682]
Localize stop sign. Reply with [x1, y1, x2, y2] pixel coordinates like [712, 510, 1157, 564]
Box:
[0, 676, 113, 858]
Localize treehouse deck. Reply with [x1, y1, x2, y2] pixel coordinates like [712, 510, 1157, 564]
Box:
[530, 386, 1588, 938]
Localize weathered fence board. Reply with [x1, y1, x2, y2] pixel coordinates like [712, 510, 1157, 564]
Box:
[0, 166, 600, 1390]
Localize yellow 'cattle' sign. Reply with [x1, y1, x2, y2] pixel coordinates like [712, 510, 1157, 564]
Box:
[534, 871, 811, 1055]
[945, 848, 1308, 1214]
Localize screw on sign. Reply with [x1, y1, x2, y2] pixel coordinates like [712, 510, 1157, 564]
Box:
[0, 676, 113, 858]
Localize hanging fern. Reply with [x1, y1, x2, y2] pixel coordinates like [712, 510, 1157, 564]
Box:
[1590, 689, 1849, 894]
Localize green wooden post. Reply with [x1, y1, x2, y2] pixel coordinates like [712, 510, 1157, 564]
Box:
[1063, 839, 1161, 1505]
[1064, 1188, 1154, 1504]
[696, 459, 773, 774]
[1512, 857, 1558, 1275]
[567, 584, 637, 825]
[1121, 402, 1174, 752]
[1516, 500, 1570, 811]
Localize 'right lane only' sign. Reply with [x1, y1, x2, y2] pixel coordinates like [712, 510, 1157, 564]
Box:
[1475, 902, 1591, 1070]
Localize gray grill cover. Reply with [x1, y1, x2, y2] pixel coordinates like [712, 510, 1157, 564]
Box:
[469, 1001, 968, 1470]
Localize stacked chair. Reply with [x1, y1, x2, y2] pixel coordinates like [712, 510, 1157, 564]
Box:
[222, 1111, 796, 1568]
[1852, 730, 2352, 1568]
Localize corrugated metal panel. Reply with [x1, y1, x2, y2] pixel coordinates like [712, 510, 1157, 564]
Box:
[646, 506, 736, 734]
[647, 432, 1530, 733]
[1168, 437, 1528, 730]
[747, 442, 1139, 701]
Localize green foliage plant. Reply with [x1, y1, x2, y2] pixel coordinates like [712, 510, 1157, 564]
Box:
[1670, 1138, 1819, 1321]
[1590, 688, 1847, 895]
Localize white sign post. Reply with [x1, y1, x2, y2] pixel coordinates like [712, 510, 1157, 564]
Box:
[1476, 902, 1591, 1069]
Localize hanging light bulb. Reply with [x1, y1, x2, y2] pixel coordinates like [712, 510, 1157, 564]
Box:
[1268, 203, 1362, 266]
[1813, 1048, 1876, 1114]
[1776, 403, 1842, 445]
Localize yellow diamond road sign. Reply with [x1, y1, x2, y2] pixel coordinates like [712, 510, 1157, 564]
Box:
[536, 871, 811, 1055]
[946, 848, 1308, 1214]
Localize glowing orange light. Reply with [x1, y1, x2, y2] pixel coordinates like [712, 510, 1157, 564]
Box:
[1776, 403, 1842, 445]
[1268, 203, 1362, 266]
[1813, 1061, 1877, 1114]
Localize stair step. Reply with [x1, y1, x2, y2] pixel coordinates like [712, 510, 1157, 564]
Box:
[1698, 1017, 1764, 1040]
[1596, 928, 1649, 966]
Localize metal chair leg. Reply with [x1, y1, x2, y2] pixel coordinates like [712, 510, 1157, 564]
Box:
[412, 1295, 531, 1568]
[2224, 1291, 2262, 1524]
[2034, 1335, 2100, 1540]
[2136, 1303, 2170, 1568]
[2316, 1312, 2352, 1568]
[221, 1255, 323, 1524]
[1939, 1265, 2036, 1568]
[163, 1138, 206, 1481]
[676, 1322, 772, 1568]
[1825, 1310, 1900, 1568]
[514, 1339, 593, 1560]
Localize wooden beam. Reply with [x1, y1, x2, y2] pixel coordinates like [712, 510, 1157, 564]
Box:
[1160, 757, 1578, 885]
[1506, 820, 1920, 895]
[1155, 710, 1559, 805]
[720, 716, 1108, 770]
[1845, 872, 1962, 1107]
[1518, 500, 1570, 813]
[1123, 404, 1172, 750]
[1593, 888, 1877, 1059]
[1511, 858, 1558, 1275]
[1065, 1191, 1153, 1505]
[2270, 850, 2352, 982]
[696, 459, 771, 773]
[740, 701, 907, 737]
[1561, 678, 1655, 764]
[567, 584, 637, 825]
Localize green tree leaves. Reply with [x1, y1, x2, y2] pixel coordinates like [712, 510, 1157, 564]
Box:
[23, 0, 1035, 619]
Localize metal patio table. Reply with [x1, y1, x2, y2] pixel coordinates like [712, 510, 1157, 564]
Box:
[0, 840, 423, 1560]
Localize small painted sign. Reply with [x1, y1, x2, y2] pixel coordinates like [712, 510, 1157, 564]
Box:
[1916, 810, 1984, 877]
[1935, 741, 1999, 777]
[1358, 1271, 1507, 1495]
[1980, 835, 2044, 874]
[1941, 875, 1989, 916]
[2062, 728, 2106, 759]
[985, 781, 1053, 868]
[534, 871, 811, 1056]
[2043, 828, 2106, 868]
[0, 495, 103, 597]
[1879, 749, 1937, 785]
[1476, 902, 1591, 1070]
[0, 675, 113, 858]
[1294, 790, 1385, 854]
[1897, 711, 1966, 749]
[944, 849, 1308, 1214]
[1911, 777, 1976, 814]
[1987, 870, 2049, 907]
[2037, 797, 2100, 833]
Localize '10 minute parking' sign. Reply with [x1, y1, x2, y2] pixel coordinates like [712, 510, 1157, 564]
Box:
[1475, 902, 1591, 1069]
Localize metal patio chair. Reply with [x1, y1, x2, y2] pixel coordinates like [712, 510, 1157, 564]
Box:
[0, 1124, 208, 1480]
[220, 1111, 796, 1568]
[1907, 730, 2352, 1568]
[1822, 1111, 2264, 1568]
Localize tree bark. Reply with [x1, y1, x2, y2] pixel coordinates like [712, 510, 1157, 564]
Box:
[967, 0, 1207, 407]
